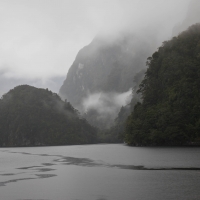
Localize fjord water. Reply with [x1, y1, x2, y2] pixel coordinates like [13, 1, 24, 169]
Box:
[0, 144, 200, 200]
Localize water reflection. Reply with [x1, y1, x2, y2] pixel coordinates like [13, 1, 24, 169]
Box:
[0, 178, 35, 187]
[1, 145, 200, 200]
[1, 148, 200, 190]
[35, 174, 57, 178]
[5, 149, 200, 171]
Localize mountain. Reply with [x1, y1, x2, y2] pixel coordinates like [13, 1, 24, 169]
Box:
[125, 24, 200, 146]
[59, 33, 155, 128]
[0, 85, 97, 147]
[106, 69, 146, 141]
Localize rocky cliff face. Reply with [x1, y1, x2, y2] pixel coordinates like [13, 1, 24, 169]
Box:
[59, 33, 154, 111]
[59, 33, 157, 128]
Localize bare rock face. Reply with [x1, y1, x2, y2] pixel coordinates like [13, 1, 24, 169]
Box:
[59, 33, 156, 128]
[59, 33, 154, 108]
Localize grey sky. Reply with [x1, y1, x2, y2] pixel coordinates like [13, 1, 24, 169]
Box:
[0, 0, 193, 95]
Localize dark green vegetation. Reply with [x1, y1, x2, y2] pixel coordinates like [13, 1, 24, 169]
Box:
[125, 24, 200, 146]
[0, 85, 97, 147]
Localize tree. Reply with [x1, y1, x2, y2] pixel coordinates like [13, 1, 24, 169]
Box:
[125, 24, 200, 146]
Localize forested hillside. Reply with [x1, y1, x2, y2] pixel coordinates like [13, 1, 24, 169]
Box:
[125, 24, 200, 146]
[0, 85, 97, 147]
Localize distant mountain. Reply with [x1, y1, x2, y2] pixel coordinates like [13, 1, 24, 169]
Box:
[0, 85, 97, 147]
[125, 24, 200, 146]
[0, 72, 64, 98]
[59, 33, 155, 128]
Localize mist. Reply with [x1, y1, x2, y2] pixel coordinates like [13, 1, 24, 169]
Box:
[1, 0, 197, 98]
[81, 89, 132, 127]
[89, 0, 191, 47]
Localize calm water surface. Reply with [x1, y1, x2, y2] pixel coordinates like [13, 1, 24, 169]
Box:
[0, 144, 200, 200]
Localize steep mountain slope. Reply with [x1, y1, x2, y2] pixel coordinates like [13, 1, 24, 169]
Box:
[125, 24, 200, 146]
[59, 33, 155, 128]
[59, 34, 154, 107]
[0, 85, 97, 147]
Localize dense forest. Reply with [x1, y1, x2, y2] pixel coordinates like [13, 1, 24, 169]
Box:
[0, 85, 97, 147]
[125, 24, 200, 146]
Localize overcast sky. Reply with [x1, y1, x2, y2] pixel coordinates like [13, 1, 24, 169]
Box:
[0, 0, 192, 95]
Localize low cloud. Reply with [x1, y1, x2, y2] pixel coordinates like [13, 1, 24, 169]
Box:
[0, 0, 191, 82]
[0, 0, 196, 96]
[82, 89, 132, 116]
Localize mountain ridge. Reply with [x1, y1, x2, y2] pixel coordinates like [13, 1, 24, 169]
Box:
[59, 32, 156, 128]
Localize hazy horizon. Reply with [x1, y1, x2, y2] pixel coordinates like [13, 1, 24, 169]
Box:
[0, 0, 198, 96]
